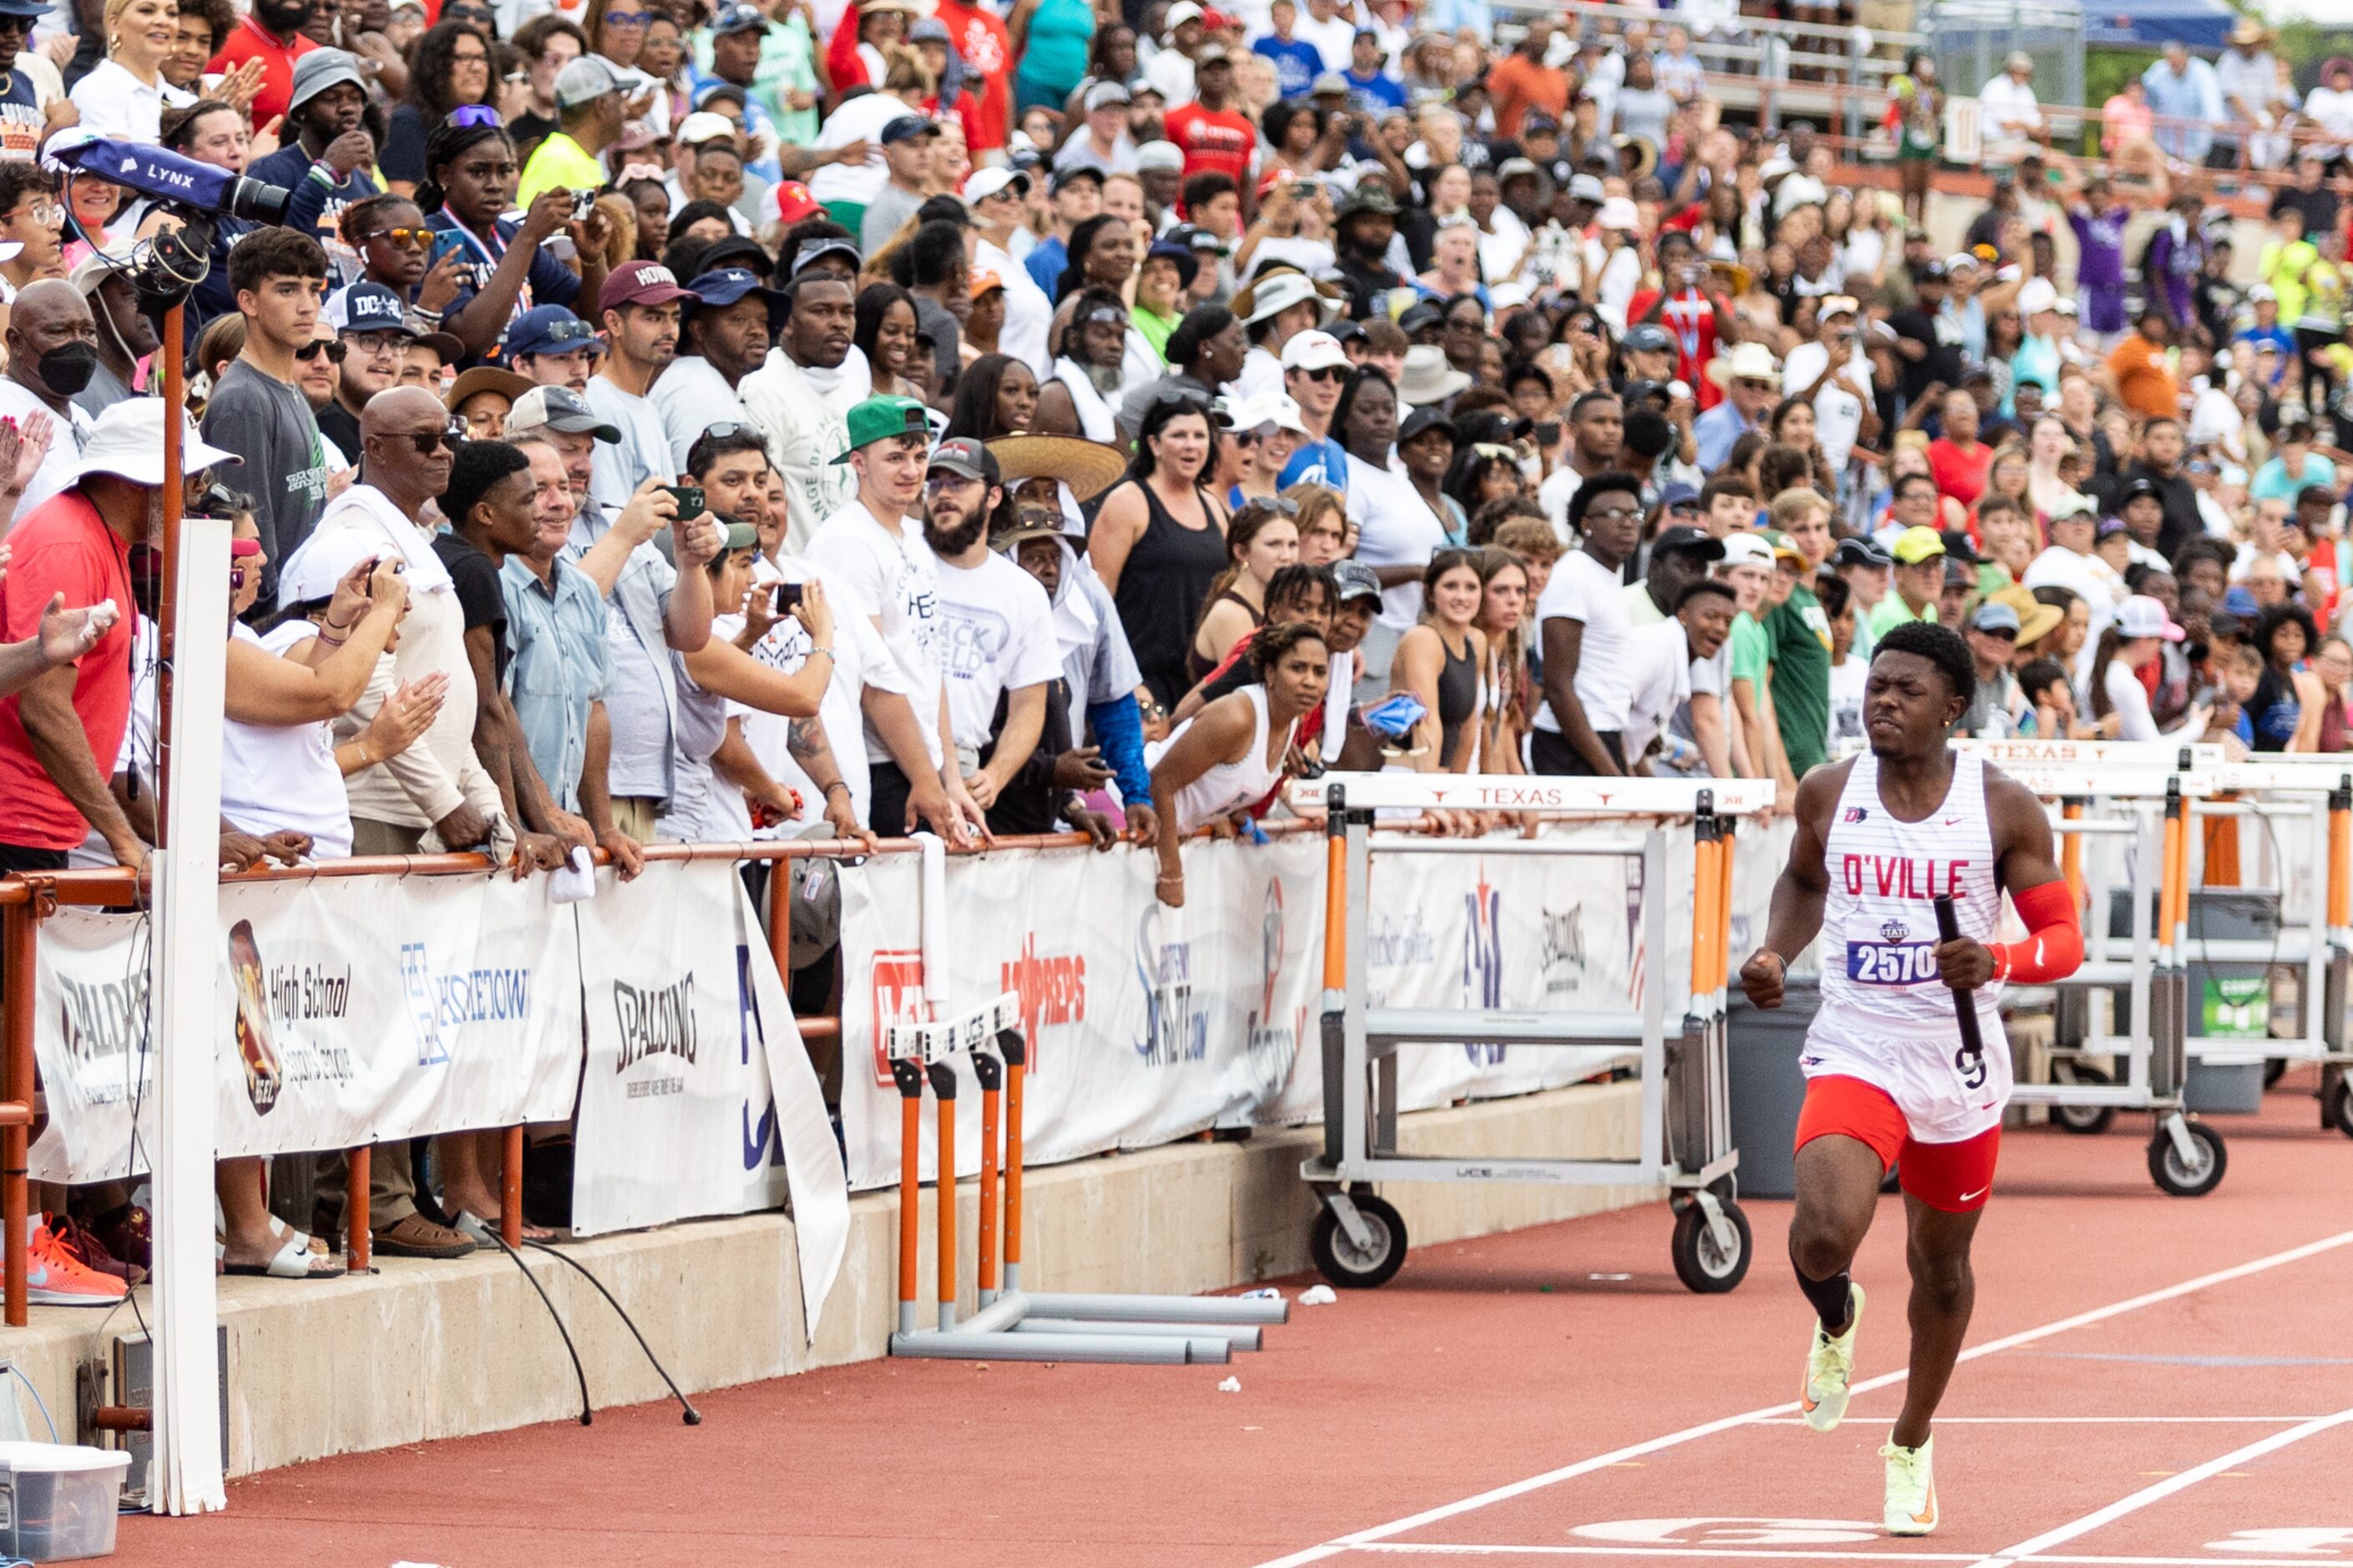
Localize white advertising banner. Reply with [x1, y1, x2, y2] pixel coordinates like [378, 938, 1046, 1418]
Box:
[31, 873, 584, 1183]
[836, 818, 1789, 1191]
[569, 860, 851, 1341]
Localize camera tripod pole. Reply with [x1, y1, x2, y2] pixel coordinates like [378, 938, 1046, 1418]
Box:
[154, 301, 184, 827]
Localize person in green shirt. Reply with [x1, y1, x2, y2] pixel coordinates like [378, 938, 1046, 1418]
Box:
[1720, 531, 1784, 791]
[517, 57, 623, 207]
[1762, 515, 1834, 780]
[1868, 523, 1946, 640]
[1131, 239, 1196, 365]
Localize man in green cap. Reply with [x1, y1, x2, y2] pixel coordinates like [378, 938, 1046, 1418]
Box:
[804, 395, 987, 842]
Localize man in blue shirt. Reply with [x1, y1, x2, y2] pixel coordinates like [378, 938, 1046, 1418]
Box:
[1024, 166, 1101, 295]
[1343, 31, 1407, 111]
[1253, 0, 1325, 100]
[2234, 286, 2296, 358]
[1695, 341, 1780, 473]
[2141, 42, 2223, 166]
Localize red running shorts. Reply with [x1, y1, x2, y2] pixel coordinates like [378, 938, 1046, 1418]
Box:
[1794, 1073, 2001, 1212]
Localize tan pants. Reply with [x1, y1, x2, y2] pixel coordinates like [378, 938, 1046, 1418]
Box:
[610, 797, 667, 844]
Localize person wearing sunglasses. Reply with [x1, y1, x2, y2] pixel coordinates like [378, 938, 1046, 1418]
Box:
[1272, 326, 1348, 488]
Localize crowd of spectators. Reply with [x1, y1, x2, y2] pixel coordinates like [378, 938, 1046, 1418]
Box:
[0, 0, 2348, 1297]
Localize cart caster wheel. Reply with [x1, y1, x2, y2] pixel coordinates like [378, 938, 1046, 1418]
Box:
[2148, 1120, 2227, 1197]
[2052, 1063, 2117, 1136]
[1311, 1194, 1407, 1288]
[1672, 1198, 1752, 1293]
[2327, 1076, 2353, 1141]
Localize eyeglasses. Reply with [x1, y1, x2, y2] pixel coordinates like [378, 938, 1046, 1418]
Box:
[1581, 505, 1642, 523]
[363, 226, 432, 248]
[3, 203, 61, 226]
[293, 339, 347, 363]
[603, 8, 655, 23]
[389, 421, 468, 454]
[448, 48, 493, 67]
[445, 105, 503, 130]
[343, 331, 407, 357]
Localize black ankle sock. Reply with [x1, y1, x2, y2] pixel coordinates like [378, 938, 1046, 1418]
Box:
[1794, 1262, 1853, 1336]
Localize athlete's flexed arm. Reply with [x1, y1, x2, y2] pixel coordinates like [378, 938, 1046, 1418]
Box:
[1929, 771, 2078, 992]
[1738, 762, 1855, 1009]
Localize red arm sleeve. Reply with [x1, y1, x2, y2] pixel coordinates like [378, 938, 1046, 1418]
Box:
[1991, 879, 2082, 984]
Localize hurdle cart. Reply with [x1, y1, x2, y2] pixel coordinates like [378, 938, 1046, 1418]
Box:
[1955, 740, 2229, 1195]
[1288, 773, 1774, 1294]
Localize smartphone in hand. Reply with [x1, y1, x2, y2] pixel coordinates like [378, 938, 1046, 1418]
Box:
[663, 485, 706, 520]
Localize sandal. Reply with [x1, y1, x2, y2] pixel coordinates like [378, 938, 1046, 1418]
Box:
[451, 1210, 556, 1246]
[222, 1224, 346, 1280]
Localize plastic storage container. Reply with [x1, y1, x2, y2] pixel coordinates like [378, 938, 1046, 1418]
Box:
[2109, 888, 2278, 1115]
[0, 1442, 130, 1561]
[1725, 979, 1819, 1199]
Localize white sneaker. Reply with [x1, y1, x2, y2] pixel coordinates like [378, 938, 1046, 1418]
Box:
[1798, 1282, 1864, 1433]
[1880, 1434, 1937, 1535]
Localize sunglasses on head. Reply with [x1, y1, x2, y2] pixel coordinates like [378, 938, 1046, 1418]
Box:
[446, 105, 503, 129]
[293, 339, 347, 363]
[533, 318, 600, 346]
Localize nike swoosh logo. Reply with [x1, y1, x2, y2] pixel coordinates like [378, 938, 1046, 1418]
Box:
[1957, 1186, 1987, 1202]
[1943, 817, 1963, 825]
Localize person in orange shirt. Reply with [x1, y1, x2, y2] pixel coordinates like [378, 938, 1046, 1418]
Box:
[2107, 308, 2179, 422]
[1485, 18, 1570, 140]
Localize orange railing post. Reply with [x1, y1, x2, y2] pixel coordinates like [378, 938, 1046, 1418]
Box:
[1690, 828, 1720, 1001]
[1715, 821, 1737, 993]
[892, 1058, 923, 1337]
[927, 1061, 957, 1331]
[3, 897, 33, 1327]
[1001, 1030, 1026, 1295]
[2330, 778, 2351, 931]
[501, 1126, 523, 1250]
[974, 1050, 1000, 1307]
[2062, 800, 2084, 911]
[347, 1146, 371, 1271]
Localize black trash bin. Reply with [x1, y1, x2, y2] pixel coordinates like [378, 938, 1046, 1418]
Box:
[1726, 979, 1819, 1199]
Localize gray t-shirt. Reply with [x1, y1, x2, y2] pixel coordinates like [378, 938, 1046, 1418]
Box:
[861, 182, 927, 255]
[201, 359, 331, 597]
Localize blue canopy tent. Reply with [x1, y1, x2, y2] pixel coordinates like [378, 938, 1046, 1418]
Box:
[2081, 0, 2237, 48]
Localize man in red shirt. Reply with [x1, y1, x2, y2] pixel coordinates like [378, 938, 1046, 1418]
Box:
[1485, 18, 1569, 139]
[207, 0, 319, 129]
[1164, 45, 1255, 190]
[0, 398, 244, 875]
[931, 0, 1010, 154]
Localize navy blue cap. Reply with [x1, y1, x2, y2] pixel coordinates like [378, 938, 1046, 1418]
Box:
[1144, 239, 1198, 290]
[711, 4, 771, 36]
[881, 114, 942, 145]
[687, 266, 790, 331]
[501, 303, 600, 361]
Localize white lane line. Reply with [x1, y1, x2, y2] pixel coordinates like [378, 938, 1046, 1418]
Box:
[1753, 1417, 2325, 1426]
[1313, 1551, 2353, 1568]
[1959, 1406, 2353, 1568]
[1249, 1227, 2353, 1568]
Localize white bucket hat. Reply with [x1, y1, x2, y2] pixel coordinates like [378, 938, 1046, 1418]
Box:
[75, 397, 241, 488]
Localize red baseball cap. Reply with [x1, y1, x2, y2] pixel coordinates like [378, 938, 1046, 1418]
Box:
[773, 180, 822, 225]
[598, 260, 701, 315]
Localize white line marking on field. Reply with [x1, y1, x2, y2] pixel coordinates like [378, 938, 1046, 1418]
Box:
[1319, 1552, 2353, 1567]
[1959, 1408, 2353, 1568]
[1751, 1417, 2327, 1427]
[1247, 1227, 2353, 1568]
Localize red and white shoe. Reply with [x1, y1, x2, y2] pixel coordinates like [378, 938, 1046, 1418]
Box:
[28, 1219, 131, 1306]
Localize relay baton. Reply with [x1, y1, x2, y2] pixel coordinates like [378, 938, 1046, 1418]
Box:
[1933, 893, 1987, 1085]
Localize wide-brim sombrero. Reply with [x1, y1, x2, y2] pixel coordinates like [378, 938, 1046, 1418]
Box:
[987, 434, 1129, 503]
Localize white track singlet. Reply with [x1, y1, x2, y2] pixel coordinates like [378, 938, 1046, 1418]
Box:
[1804, 750, 2012, 1144]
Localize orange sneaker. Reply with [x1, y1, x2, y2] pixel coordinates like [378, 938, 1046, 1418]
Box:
[28, 1219, 130, 1307]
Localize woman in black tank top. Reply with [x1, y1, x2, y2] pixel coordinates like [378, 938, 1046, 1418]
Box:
[1087, 396, 1229, 710]
[1389, 549, 1491, 770]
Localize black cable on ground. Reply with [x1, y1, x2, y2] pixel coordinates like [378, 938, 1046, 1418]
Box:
[523, 1239, 702, 1425]
[482, 1230, 592, 1425]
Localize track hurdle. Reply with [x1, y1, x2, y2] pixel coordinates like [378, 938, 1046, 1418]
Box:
[886, 994, 1288, 1366]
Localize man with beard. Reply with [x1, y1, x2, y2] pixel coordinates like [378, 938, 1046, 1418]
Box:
[1034, 287, 1131, 442]
[1332, 186, 1405, 320]
[650, 265, 786, 473]
[314, 282, 451, 458]
[586, 261, 697, 516]
[923, 438, 1073, 837]
[248, 47, 376, 250]
[743, 271, 860, 552]
[206, 0, 316, 127]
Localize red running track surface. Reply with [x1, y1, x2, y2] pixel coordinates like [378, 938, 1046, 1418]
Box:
[119, 1082, 2353, 1568]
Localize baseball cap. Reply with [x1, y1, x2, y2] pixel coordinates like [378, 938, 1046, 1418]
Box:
[1396, 301, 1443, 336]
[502, 303, 601, 362]
[790, 239, 862, 278]
[1717, 532, 1775, 569]
[508, 384, 622, 443]
[554, 55, 621, 109]
[1399, 405, 1455, 446]
[286, 48, 365, 114]
[1568, 174, 1607, 203]
[1650, 524, 1724, 560]
[2096, 516, 2129, 539]
[76, 397, 239, 488]
[1890, 525, 1946, 564]
[969, 269, 1003, 299]
[327, 281, 418, 336]
[599, 260, 699, 315]
[1331, 559, 1384, 604]
[836, 394, 933, 458]
[963, 167, 1032, 207]
[2115, 594, 2185, 641]
[1658, 483, 1703, 513]
[687, 266, 789, 331]
[1832, 535, 1893, 569]
[2120, 476, 2163, 504]
[882, 114, 942, 144]
[1280, 329, 1349, 372]
[1050, 164, 1106, 195]
[711, 2, 772, 33]
[1195, 41, 1232, 63]
[1311, 70, 1350, 95]
[1971, 601, 2022, 635]
[1136, 140, 1186, 173]
[1166, 0, 1205, 24]
[676, 111, 739, 148]
[1622, 324, 1673, 355]
[1085, 81, 1131, 112]
[1761, 529, 1804, 563]
[772, 180, 822, 225]
[929, 437, 999, 484]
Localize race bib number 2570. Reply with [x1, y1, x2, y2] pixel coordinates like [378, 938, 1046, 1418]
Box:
[1846, 941, 1939, 985]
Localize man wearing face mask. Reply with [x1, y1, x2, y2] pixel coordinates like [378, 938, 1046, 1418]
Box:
[206, 0, 319, 129]
[0, 280, 101, 513]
